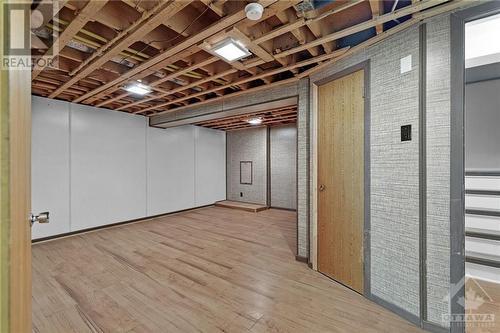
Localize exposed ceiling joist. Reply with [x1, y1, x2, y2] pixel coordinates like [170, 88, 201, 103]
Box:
[48, 0, 190, 98]
[32, 0, 108, 80]
[31, 0, 469, 117]
[72, 0, 281, 104]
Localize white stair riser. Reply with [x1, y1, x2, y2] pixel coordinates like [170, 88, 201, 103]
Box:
[466, 237, 500, 256]
[466, 194, 500, 210]
[466, 215, 500, 232]
[466, 263, 500, 284]
[466, 176, 500, 191]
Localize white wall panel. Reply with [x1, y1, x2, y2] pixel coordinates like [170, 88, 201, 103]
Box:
[32, 97, 227, 238]
[70, 104, 147, 231]
[147, 126, 195, 216]
[195, 126, 226, 206]
[31, 97, 70, 239]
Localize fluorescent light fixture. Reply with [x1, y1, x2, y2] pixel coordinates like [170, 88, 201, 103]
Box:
[247, 117, 262, 125]
[125, 82, 152, 95]
[212, 38, 251, 62]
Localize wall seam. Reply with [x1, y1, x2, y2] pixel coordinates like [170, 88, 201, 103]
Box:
[419, 22, 428, 325]
[145, 123, 148, 216]
[68, 102, 72, 233]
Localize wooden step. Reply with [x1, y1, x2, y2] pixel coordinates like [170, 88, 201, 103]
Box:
[466, 228, 500, 241]
[215, 200, 268, 213]
[466, 251, 500, 268]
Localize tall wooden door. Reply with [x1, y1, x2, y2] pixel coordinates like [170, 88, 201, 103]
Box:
[317, 69, 365, 294]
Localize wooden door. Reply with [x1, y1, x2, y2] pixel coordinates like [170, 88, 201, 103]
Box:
[0, 2, 32, 331]
[317, 69, 365, 293]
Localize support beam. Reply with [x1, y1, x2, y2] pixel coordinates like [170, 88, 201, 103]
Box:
[369, 0, 384, 34]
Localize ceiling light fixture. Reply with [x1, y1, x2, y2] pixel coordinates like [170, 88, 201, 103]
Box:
[125, 81, 152, 95]
[247, 117, 263, 125]
[245, 3, 264, 21]
[211, 38, 251, 62]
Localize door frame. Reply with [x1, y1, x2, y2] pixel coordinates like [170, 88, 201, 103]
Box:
[450, 3, 500, 333]
[310, 60, 371, 295]
[0, 1, 33, 331]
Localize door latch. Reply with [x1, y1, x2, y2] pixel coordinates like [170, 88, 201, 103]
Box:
[30, 212, 49, 227]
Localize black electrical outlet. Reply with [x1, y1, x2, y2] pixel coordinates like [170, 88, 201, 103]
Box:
[401, 125, 412, 142]
[240, 192, 243, 197]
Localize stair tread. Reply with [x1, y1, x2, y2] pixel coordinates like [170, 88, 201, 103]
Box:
[466, 251, 500, 262]
[466, 208, 500, 217]
[466, 251, 500, 268]
[466, 170, 500, 177]
[466, 189, 500, 196]
[466, 227, 500, 240]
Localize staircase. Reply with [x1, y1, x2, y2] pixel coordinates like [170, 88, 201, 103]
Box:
[465, 171, 500, 283]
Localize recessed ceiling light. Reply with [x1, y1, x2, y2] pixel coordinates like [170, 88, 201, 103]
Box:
[212, 38, 251, 62]
[247, 117, 263, 125]
[125, 82, 152, 95]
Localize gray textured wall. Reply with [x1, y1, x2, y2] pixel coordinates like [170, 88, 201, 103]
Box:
[426, 16, 451, 327]
[465, 78, 500, 171]
[297, 78, 310, 258]
[310, 26, 421, 318]
[226, 127, 267, 204]
[270, 125, 297, 210]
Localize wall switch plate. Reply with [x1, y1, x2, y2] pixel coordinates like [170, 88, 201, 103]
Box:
[401, 125, 412, 141]
[400, 55, 412, 73]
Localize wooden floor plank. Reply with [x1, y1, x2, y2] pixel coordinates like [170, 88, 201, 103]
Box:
[33, 207, 430, 333]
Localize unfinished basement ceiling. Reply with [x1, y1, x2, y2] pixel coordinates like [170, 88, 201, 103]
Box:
[31, 0, 464, 117]
[195, 104, 297, 131]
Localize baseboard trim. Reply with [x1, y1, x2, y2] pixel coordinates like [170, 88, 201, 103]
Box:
[369, 293, 421, 328]
[270, 206, 297, 212]
[32, 204, 215, 243]
[423, 320, 449, 333]
[295, 255, 309, 263]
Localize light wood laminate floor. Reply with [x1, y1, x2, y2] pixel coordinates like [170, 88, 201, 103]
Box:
[466, 278, 500, 333]
[33, 207, 425, 333]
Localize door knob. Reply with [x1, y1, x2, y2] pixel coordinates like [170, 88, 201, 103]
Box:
[319, 184, 326, 192]
[30, 212, 49, 227]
